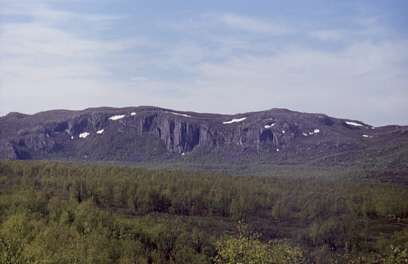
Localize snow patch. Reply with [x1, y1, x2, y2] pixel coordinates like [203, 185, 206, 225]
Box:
[109, 114, 126, 121]
[305, 129, 321, 136]
[96, 129, 104, 135]
[345, 121, 363, 127]
[169, 112, 192, 118]
[223, 117, 247, 124]
[130, 112, 136, 116]
[264, 123, 275, 129]
[79, 132, 90, 139]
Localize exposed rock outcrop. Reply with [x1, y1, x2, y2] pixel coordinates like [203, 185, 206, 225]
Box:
[0, 106, 407, 166]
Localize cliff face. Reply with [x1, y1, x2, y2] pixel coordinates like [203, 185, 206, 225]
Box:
[1, 106, 407, 166]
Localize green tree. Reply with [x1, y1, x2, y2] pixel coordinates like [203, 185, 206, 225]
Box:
[214, 223, 305, 264]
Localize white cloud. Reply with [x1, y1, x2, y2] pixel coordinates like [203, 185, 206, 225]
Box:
[0, 2, 407, 126]
[309, 30, 346, 41]
[167, 13, 290, 36]
[0, 2, 137, 114]
[185, 40, 408, 125]
[219, 13, 290, 35]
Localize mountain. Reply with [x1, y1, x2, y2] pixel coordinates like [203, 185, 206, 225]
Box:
[1, 106, 408, 168]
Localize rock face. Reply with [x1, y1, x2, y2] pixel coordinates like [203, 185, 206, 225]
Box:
[1, 106, 407, 166]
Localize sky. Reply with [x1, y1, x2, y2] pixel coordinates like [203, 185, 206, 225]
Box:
[0, 0, 407, 126]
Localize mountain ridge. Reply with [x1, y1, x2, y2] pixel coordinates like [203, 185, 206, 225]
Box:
[1, 106, 407, 168]
[2, 106, 379, 126]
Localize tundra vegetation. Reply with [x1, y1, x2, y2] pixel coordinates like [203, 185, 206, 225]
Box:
[0, 160, 407, 263]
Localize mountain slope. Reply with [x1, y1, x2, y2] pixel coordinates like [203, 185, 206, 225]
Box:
[1, 106, 407, 167]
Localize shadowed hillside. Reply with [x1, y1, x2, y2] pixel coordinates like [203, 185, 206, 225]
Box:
[1, 107, 408, 169]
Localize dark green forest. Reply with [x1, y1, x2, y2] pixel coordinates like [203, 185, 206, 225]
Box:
[0, 161, 407, 263]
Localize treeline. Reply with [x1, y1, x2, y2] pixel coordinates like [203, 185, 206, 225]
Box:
[0, 160, 408, 263]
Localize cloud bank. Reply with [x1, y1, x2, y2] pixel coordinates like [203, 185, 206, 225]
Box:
[0, 1, 407, 126]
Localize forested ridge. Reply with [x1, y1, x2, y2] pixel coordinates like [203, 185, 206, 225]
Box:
[0, 160, 407, 263]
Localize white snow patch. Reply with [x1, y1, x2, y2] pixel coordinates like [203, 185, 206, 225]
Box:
[169, 112, 192, 118]
[345, 121, 363, 127]
[223, 117, 247, 124]
[96, 129, 104, 135]
[79, 132, 90, 139]
[130, 112, 136, 116]
[109, 114, 126, 121]
[264, 123, 275, 129]
[306, 129, 321, 136]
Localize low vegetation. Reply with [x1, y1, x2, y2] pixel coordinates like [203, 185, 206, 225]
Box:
[0, 160, 407, 263]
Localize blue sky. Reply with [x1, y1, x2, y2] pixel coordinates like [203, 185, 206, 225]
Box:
[0, 0, 407, 125]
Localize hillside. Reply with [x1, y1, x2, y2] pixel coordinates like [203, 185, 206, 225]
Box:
[1, 106, 408, 168]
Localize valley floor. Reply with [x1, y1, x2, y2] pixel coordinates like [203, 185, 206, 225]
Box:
[0, 160, 407, 263]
